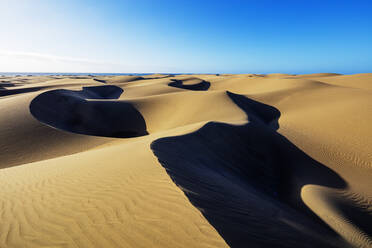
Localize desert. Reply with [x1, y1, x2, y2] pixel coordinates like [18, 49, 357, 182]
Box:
[0, 73, 371, 247]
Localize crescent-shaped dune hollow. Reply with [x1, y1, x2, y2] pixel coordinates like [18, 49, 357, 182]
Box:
[29, 85, 148, 138]
[0, 73, 371, 248]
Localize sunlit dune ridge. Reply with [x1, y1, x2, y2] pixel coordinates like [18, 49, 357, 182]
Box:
[0, 73, 371, 248]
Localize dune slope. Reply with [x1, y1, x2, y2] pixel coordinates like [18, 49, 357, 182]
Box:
[0, 73, 371, 248]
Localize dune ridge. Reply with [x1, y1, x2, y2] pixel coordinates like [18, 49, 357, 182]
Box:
[151, 92, 348, 247]
[0, 73, 371, 247]
[168, 77, 211, 91]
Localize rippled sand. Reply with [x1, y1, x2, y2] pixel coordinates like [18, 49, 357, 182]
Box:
[0, 73, 371, 247]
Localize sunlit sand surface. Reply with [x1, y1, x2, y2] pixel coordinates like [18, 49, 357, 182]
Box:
[0, 73, 371, 247]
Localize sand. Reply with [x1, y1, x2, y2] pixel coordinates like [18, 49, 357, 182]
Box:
[0, 73, 371, 247]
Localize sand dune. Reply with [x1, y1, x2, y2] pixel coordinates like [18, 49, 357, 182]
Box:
[168, 77, 211, 90]
[0, 73, 371, 247]
[30, 85, 148, 138]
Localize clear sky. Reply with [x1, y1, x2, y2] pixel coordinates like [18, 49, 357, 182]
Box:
[1, 0, 371, 74]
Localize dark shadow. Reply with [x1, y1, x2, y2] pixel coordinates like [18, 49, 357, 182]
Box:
[335, 196, 372, 238]
[0, 82, 19, 88]
[227, 91, 280, 129]
[0, 83, 126, 98]
[151, 92, 350, 248]
[0, 86, 49, 97]
[30, 85, 148, 138]
[168, 78, 211, 91]
[78, 85, 124, 99]
[93, 78, 108, 83]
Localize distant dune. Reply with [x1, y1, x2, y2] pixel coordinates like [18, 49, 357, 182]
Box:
[0, 73, 371, 247]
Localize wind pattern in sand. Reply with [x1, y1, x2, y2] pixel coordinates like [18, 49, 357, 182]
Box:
[0, 73, 371, 248]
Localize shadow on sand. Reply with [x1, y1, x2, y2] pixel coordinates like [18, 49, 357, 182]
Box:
[168, 78, 211, 91]
[30, 85, 148, 138]
[0, 84, 50, 97]
[151, 91, 349, 248]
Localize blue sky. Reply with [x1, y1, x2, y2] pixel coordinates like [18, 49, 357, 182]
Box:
[1, 0, 371, 74]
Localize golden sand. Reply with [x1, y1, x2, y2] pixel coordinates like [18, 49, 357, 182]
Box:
[0, 73, 371, 247]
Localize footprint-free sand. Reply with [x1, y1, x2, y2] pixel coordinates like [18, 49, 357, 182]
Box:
[0, 73, 371, 247]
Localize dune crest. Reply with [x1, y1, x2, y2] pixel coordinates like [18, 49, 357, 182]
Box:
[168, 77, 211, 91]
[0, 73, 371, 248]
[151, 92, 349, 248]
